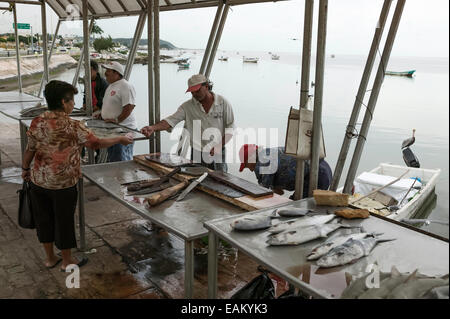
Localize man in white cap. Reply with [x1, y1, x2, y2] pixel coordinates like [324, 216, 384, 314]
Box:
[141, 74, 235, 171]
[98, 61, 137, 162]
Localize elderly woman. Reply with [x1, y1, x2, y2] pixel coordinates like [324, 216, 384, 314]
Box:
[21, 80, 133, 271]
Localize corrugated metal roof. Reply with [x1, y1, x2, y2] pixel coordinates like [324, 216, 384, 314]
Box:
[37, 0, 283, 20]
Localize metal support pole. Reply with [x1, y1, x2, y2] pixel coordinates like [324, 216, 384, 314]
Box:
[12, 3, 22, 92]
[294, 0, 314, 200]
[343, 0, 406, 194]
[147, 0, 155, 154]
[124, 13, 147, 80]
[77, 178, 86, 252]
[82, 0, 92, 117]
[72, 19, 94, 88]
[184, 240, 194, 298]
[200, 1, 224, 75]
[308, 0, 328, 197]
[330, 0, 392, 191]
[38, 19, 61, 97]
[153, 0, 161, 152]
[41, 0, 49, 87]
[205, 3, 230, 78]
[207, 231, 218, 299]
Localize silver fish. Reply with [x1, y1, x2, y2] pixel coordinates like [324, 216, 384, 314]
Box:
[307, 232, 371, 260]
[317, 237, 395, 268]
[386, 276, 449, 299]
[268, 214, 336, 234]
[267, 223, 343, 246]
[231, 212, 275, 231]
[275, 207, 312, 217]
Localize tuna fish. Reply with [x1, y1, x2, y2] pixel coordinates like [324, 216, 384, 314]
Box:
[275, 207, 312, 217]
[231, 212, 276, 231]
[268, 214, 336, 234]
[266, 223, 344, 246]
[317, 237, 395, 268]
[307, 232, 372, 260]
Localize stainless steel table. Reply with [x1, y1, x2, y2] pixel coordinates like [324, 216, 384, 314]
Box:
[0, 91, 42, 103]
[80, 160, 245, 298]
[204, 198, 449, 299]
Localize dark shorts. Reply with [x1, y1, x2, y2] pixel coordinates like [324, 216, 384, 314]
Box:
[107, 143, 134, 162]
[29, 182, 78, 250]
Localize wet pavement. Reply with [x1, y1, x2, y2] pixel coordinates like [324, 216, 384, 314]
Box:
[0, 116, 286, 299]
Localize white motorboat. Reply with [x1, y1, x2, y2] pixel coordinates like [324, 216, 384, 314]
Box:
[341, 163, 441, 221]
[243, 56, 259, 63]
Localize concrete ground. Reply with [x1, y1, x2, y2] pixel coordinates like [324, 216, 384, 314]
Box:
[0, 115, 289, 299]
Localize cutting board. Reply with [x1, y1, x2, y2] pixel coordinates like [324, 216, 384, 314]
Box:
[208, 171, 273, 197]
[134, 154, 291, 211]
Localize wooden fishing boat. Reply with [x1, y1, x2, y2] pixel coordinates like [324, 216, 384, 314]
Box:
[271, 54, 280, 60]
[243, 56, 259, 63]
[218, 56, 228, 61]
[386, 70, 416, 77]
[341, 163, 441, 221]
[177, 62, 190, 70]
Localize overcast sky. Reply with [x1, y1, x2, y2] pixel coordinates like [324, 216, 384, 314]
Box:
[0, 0, 448, 57]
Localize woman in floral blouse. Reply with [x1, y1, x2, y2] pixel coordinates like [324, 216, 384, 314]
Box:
[21, 80, 133, 271]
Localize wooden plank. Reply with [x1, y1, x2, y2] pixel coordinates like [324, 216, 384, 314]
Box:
[208, 170, 273, 197]
[133, 154, 291, 211]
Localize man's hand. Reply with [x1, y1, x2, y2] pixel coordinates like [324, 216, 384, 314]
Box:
[140, 126, 156, 137]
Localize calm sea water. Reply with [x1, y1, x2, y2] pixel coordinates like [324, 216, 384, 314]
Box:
[43, 50, 450, 238]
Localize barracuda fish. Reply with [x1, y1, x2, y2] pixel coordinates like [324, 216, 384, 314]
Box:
[386, 276, 449, 299]
[275, 207, 312, 217]
[268, 214, 336, 234]
[231, 212, 276, 231]
[266, 223, 345, 246]
[307, 232, 373, 260]
[317, 237, 395, 268]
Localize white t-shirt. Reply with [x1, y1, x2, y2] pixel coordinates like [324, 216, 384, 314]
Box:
[164, 93, 235, 151]
[101, 78, 137, 129]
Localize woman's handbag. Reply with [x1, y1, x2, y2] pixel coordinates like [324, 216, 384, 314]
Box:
[17, 181, 35, 229]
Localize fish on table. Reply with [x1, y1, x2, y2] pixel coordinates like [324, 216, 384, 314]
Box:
[231, 211, 277, 231]
[266, 223, 346, 246]
[386, 275, 449, 299]
[274, 207, 313, 217]
[268, 214, 336, 234]
[307, 231, 373, 260]
[317, 236, 395, 268]
[340, 267, 391, 299]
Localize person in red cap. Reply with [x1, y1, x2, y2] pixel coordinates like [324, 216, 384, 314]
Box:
[239, 144, 333, 198]
[141, 74, 235, 172]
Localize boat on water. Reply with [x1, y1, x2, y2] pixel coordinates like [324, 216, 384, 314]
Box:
[271, 54, 280, 60]
[243, 56, 259, 63]
[218, 56, 228, 61]
[177, 62, 190, 70]
[342, 163, 441, 221]
[386, 70, 416, 77]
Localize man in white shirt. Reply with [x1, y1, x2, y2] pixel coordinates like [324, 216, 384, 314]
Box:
[99, 61, 137, 162]
[141, 74, 235, 171]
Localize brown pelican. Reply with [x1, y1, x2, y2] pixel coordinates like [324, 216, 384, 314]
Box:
[402, 129, 416, 149]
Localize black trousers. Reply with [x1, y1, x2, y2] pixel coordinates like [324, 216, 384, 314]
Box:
[29, 182, 78, 250]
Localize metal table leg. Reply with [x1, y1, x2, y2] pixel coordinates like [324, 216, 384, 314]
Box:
[184, 240, 194, 298]
[19, 120, 28, 158]
[207, 232, 218, 299]
[78, 177, 86, 252]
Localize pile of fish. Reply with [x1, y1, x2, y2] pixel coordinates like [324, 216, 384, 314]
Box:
[341, 266, 449, 299]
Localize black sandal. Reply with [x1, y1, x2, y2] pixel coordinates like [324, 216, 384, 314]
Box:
[60, 257, 89, 272]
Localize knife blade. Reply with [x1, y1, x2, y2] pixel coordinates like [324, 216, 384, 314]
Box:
[176, 172, 208, 201]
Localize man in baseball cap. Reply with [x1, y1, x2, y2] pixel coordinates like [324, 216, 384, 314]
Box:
[238, 144, 333, 198]
[141, 73, 235, 172]
[98, 61, 137, 162]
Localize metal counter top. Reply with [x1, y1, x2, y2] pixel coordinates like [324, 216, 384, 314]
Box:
[205, 198, 449, 299]
[0, 92, 42, 103]
[81, 160, 244, 241]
